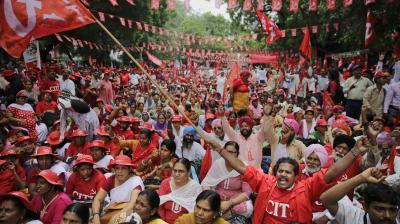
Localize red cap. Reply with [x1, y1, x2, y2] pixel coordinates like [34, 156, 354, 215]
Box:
[375, 71, 391, 79]
[89, 140, 108, 150]
[117, 116, 130, 123]
[0, 148, 18, 158]
[96, 98, 103, 103]
[2, 69, 14, 77]
[130, 117, 140, 123]
[316, 119, 328, 126]
[251, 96, 258, 101]
[205, 113, 215, 121]
[139, 122, 153, 131]
[333, 105, 344, 112]
[35, 170, 64, 186]
[46, 131, 63, 145]
[73, 155, 97, 168]
[0, 159, 6, 166]
[104, 104, 114, 113]
[84, 75, 92, 81]
[16, 90, 27, 98]
[172, 115, 182, 122]
[0, 191, 34, 212]
[108, 155, 135, 170]
[32, 146, 59, 158]
[96, 129, 110, 137]
[16, 136, 32, 145]
[71, 129, 88, 138]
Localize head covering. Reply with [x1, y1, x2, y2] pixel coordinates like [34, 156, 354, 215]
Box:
[89, 140, 108, 151]
[35, 170, 64, 186]
[0, 191, 34, 212]
[73, 155, 97, 168]
[183, 126, 197, 137]
[171, 115, 182, 122]
[304, 144, 329, 168]
[375, 71, 391, 79]
[71, 129, 88, 138]
[316, 119, 328, 126]
[332, 119, 351, 135]
[239, 71, 251, 78]
[283, 118, 300, 134]
[376, 132, 394, 145]
[108, 155, 135, 170]
[211, 119, 222, 128]
[32, 146, 59, 158]
[153, 113, 168, 130]
[238, 116, 255, 128]
[333, 105, 344, 112]
[333, 134, 356, 150]
[16, 90, 27, 98]
[2, 69, 14, 77]
[46, 131, 63, 145]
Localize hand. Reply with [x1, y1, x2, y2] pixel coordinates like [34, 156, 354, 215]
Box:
[354, 136, 371, 154]
[313, 215, 330, 224]
[367, 121, 382, 144]
[220, 201, 232, 213]
[360, 167, 385, 184]
[206, 139, 222, 152]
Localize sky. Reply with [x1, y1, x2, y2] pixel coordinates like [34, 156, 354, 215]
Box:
[188, 0, 230, 20]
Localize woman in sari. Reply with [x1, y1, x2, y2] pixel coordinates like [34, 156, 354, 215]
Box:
[158, 158, 202, 224]
[111, 189, 167, 224]
[91, 155, 144, 224]
[7, 91, 37, 141]
[175, 190, 228, 224]
[201, 141, 253, 220]
[153, 113, 168, 137]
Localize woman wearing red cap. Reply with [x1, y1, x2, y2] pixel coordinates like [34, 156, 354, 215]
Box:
[31, 170, 72, 224]
[66, 155, 106, 204]
[0, 191, 42, 224]
[96, 128, 121, 158]
[92, 155, 144, 224]
[7, 91, 37, 141]
[88, 140, 114, 171]
[65, 129, 90, 160]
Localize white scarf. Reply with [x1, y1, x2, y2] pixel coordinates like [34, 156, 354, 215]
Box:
[160, 178, 202, 212]
[302, 119, 316, 139]
[201, 158, 240, 188]
[8, 103, 34, 112]
[110, 176, 144, 204]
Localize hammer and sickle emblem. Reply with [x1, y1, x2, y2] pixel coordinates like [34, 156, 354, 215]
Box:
[4, 0, 42, 37]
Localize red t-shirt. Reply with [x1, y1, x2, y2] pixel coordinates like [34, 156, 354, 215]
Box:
[158, 177, 188, 224]
[39, 79, 61, 99]
[66, 142, 91, 157]
[243, 166, 331, 224]
[120, 73, 130, 86]
[0, 166, 26, 194]
[66, 169, 106, 201]
[105, 140, 121, 158]
[35, 100, 57, 115]
[114, 126, 134, 140]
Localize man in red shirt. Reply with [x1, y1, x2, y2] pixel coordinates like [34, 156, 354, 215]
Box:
[65, 129, 91, 161]
[207, 136, 372, 224]
[96, 129, 120, 157]
[114, 116, 134, 140]
[66, 155, 106, 203]
[39, 72, 60, 99]
[35, 90, 58, 117]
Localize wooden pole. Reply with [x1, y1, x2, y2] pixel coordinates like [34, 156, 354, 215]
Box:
[94, 19, 207, 139]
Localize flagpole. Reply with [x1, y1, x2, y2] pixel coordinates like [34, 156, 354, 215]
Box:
[93, 19, 207, 139]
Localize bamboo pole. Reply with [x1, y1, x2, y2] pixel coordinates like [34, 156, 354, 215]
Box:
[94, 19, 207, 139]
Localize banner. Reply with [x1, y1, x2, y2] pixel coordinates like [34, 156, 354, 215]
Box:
[23, 41, 41, 69]
[146, 50, 163, 66]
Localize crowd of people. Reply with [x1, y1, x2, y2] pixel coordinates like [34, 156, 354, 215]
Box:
[0, 52, 399, 224]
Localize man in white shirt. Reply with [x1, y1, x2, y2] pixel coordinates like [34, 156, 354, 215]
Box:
[257, 66, 267, 83]
[216, 72, 226, 97]
[321, 167, 400, 224]
[58, 70, 76, 96]
[176, 126, 205, 162]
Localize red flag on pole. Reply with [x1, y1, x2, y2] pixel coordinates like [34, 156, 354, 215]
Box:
[0, 0, 94, 58]
[167, 0, 175, 9]
[272, 0, 283, 11]
[151, 0, 160, 9]
[323, 91, 335, 117]
[365, 0, 375, 5]
[109, 0, 119, 6]
[255, 6, 282, 44]
[365, 9, 375, 47]
[223, 62, 240, 102]
[98, 12, 105, 22]
[227, 0, 238, 9]
[126, 0, 135, 5]
[299, 25, 312, 60]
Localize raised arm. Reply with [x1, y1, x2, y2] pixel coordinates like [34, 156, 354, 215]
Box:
[321, 167, 385, 216]
[207, 139, 246, 174]
[221, 115, 238, 141]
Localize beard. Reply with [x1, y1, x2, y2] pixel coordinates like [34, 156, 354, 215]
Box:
[305, 164, 321, 174]
[333, 152, 344, 162]
[182, 139, 193, 149]
[240, 129, 251, 138]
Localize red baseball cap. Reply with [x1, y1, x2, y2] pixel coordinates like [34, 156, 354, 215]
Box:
[0, 148, 18, 158]
[0, 191, 34, 212]
[35, 170, 64, 186]
[73, 155, 97, 168]
[108, 155, 135, 170]
[172, 115, 182, 122]
[32, 146, 59, 158]
[89, 140, 108, 150]
[117, 116, 130, 123]
[130, 117, 141, 123]
[139, 122, 154, 131]
[333, 105, 344, 112]
[96, 129, 110, 137]
[16, 91, 27, 98]
[316, 119, 328, 126]
[46, 131, 63, 146]
[16, 136, 32, 145]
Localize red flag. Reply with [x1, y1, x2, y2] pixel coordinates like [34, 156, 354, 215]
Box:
[98, 12, 105, 22]
[291, 29, 297, 36]
[299, 25, 312, 60]
[127, 20, 132, 28]
[151, 0, 160, 9]
[145, 50, 163, 66]
[327, 0, 335, 10]
[343, 0, 353, 6]
[272, 0, 283, 11]
[109, 0, 119, 6]
[309, 0, 318, 11]
[223, 62, 240, 101]
[119, 17, 126, 26]
[243, 0, 252, 11]
[0, 0, 94, 58]
[312, 25, 318, 33]
[227, 0, 238, 9]
[365, 0, 375, 5]
[255, 6, 282, 44]
[126, 0, 135, 5]
[290, 0, 300, 12]
[323, 91, 335, 117]
[365, 9, 375, 47]
[135, 21, 142, 30]
[167, 0, 175, 9]
[54, 33, 63, 42]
